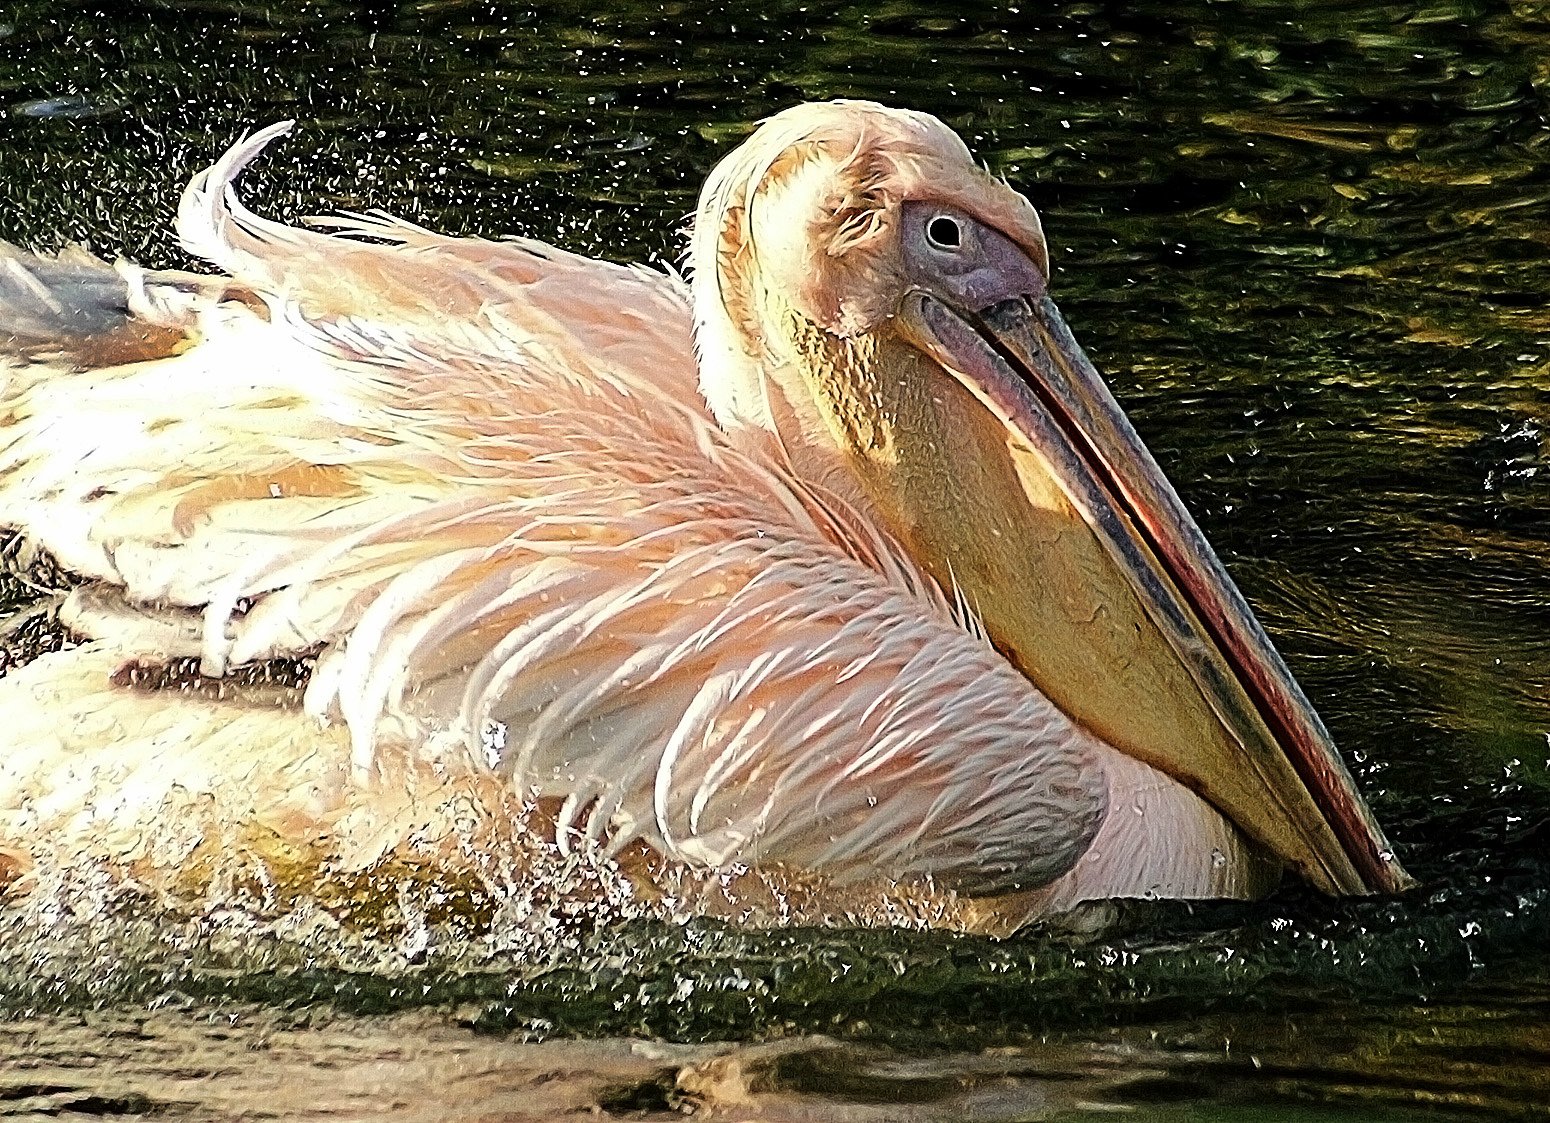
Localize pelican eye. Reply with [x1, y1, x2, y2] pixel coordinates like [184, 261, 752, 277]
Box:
[926, 215, 962, 250]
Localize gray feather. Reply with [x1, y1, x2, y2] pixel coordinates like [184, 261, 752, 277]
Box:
[0, 243, 129, 347]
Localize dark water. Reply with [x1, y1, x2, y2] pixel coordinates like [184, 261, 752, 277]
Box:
[1, 0, 1548, 1119]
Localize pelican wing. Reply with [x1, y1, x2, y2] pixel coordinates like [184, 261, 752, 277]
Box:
[0, 122, 697, 620]
[0, 286, 1108, 896]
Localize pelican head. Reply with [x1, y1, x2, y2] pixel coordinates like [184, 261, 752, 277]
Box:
[690, 100, 1409, 897]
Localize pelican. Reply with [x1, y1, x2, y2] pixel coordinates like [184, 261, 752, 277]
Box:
[0, 102, 1410, 930]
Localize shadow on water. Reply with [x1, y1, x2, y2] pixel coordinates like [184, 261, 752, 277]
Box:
[1, 0, 1548, 1118]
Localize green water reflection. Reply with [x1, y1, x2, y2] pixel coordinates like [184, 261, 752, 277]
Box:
[1, 0, 1548, 1119]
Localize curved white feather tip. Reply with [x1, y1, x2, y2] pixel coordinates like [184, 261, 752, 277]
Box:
[176, 119, 296, 274]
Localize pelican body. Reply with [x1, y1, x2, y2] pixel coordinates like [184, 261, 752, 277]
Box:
[0, 102, 1410, 928]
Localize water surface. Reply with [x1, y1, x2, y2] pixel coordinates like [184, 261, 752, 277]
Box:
[1, 0, 1548, 1119]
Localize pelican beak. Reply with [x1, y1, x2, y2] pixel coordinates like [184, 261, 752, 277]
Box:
[886, 286, 1411, 896]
